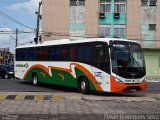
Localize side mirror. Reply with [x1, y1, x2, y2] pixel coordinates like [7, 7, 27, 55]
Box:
[109, 40, 113, 48]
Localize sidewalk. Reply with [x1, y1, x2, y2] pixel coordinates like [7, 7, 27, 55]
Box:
[146, 78, 160, 82]
[0, 92, 160, 120]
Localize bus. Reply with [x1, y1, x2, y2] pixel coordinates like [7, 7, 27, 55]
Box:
[15, 38, 147, 94]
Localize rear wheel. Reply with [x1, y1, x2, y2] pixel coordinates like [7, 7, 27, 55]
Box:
[79, 77, 89, 94]
[32, 73, 39, 86]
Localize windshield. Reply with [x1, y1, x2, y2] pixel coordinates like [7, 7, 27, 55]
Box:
[111, 41, 146, 79]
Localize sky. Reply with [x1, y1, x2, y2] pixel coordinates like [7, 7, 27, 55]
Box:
[0, 0, 41, 53]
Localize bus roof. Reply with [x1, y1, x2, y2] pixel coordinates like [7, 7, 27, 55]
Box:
[16, 38, 137, 49]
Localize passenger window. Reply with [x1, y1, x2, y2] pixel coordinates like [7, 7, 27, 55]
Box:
[61, 47, 69, 61]
[48, 47, 61, 61]
[93, 43, 110, 73]
[37, 47, 48, 61]
[77, 45, 92, 63]
[70, 46, 76, 61]
[28, 49, 37, 61]
[94, 45, 104, 68]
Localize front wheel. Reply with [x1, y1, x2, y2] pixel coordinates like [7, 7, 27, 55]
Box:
[80, 77, 89, 94]
[32, 73, 39, 86]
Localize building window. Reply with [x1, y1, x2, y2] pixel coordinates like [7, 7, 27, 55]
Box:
[79, 0, 85, 5]
[100, 0, 111, 3]
[114, 25, 125, 38]
[114, 0, 126, 13]
[150, 0, 157, 6]
[99, 25, 110, 37]
[100, 0, 111, 13]
[70, 0, 85, 6]
[70, 0, 77, 6]
[149, 24, 156, 30]
[141, 0, 148, 6]
[114, 3, 126, 13]
[141, 0, 157, 6]
[100, 4, 111, 13]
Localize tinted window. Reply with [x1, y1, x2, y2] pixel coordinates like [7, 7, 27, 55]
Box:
[37, 47, 48, 61]
[28, 48, 37, 61]
[69, 46, 76, 61]
[48, 47, 61, 61]
[93, 43, 110, 73]
[61, 47, 69, 61]
[16, 49, 20, 61]
[77, 45, 92, 63]
[16, 49, 28, 61]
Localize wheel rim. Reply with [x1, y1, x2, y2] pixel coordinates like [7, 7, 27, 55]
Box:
[33, 75, 37, 85]
[81, 81, 86, 92]
[5, 74, 8, 79]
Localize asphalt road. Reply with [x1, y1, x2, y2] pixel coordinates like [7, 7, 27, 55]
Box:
[0, 79, 160, 120]
[0, 78, 159, 95]
[0, 78, 76, 93]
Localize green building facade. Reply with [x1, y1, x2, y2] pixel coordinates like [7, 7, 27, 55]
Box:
[99, 0, 126, 38]
[98, 0, 160, 78]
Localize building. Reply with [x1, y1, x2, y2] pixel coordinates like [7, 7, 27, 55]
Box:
[42, 0, 160, 78]
[0, 48, 14, 65]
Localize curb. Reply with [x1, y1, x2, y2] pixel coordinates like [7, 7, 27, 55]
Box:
[0, 95, 63, 101]
[147, 80, 160, 83]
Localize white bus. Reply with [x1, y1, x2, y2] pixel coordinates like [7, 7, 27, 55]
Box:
[15, 38, 147, 94]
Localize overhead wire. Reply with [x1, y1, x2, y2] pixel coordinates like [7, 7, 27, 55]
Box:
[0, 26, 16, 43]
[0, 10, 35, 31]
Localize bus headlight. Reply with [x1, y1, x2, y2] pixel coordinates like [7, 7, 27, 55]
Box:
[9, 72, 13, 74]
[141, 78, 146, 83]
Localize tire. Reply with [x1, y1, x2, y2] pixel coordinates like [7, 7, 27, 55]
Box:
[80, 77, 89, 94]
[4, 74, 9, 79]
[32, 73, 39, 86]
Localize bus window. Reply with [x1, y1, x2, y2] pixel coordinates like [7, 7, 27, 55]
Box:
[28, 48, 37, 61]
[61, 47, 69, 61]
[22, 49, 28, 61]
[70, 46, 76, 61]
[16, 49, 20, 61]
[77, 45, 92, 63]
[48, 47, 61, 61]
[16, 49, 28, 61]
[37, 47, 48, 61]
[93, 44, 110, 73]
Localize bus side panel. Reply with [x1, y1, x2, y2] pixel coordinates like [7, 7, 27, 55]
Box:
[15, 62, 103, 91]
[92, 67, 111, 92]
[14, 61, 29, 80]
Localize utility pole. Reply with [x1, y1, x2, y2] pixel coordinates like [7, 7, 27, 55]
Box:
[15, 28, 18, 47]
[34, 1, 42, 44]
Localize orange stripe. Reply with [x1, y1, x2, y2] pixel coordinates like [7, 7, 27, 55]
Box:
[40, 72, 46, 79]
[23, 64, 50, 80]
[58, 74, 65, 80]
[23, 63, 102, 91]
[51, 63, 102, 91]
[72, 63, 103, 91]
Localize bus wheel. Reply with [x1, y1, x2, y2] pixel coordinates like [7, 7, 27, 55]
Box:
[80, 77, 89, 94]
[32, 73, 39, 86]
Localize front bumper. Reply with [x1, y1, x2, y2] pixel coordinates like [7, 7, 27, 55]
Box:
[110, 76, 147, 93]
